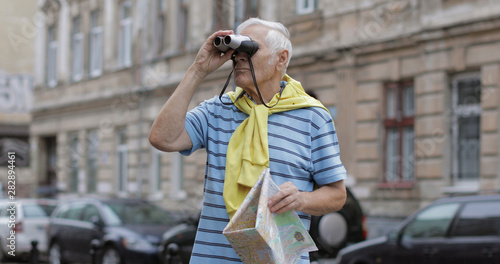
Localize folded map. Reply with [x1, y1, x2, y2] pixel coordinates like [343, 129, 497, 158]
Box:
[223, 168, 318, 263]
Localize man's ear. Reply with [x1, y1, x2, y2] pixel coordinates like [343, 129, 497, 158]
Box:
[276, 49, 289, 72]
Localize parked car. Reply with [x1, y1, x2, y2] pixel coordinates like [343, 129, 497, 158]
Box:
[0, 198, 58, 261]
[158, 187, 367, 263]
[336, 194, 500, 264]
[47, 197, 188, 264]
[159, 217, 198, 264]
[310, 187, 367, 259]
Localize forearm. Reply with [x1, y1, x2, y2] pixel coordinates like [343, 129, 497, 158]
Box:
[150, 30, 235, 152]
[269, 180, 346, 216]
[299, 181, 346, 216]
[149, 66, 207, 152]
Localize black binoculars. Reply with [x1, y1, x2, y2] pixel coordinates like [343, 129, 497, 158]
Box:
[213, 35, 259, 56]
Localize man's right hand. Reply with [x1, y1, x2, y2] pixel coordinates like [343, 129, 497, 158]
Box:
[150, 30, 236, 152]
[192, 30, 235, 76]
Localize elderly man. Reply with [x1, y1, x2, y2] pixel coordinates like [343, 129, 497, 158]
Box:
[149, 18, 347, 263]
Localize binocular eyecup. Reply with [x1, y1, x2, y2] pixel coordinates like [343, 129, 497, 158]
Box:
[214, 35, 259, 56]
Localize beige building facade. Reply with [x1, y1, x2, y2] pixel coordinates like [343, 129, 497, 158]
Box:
[0, 0, 38, 198]
[32, 0, 500, 218]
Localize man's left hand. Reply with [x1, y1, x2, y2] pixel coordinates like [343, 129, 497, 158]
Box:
[268, 180, 346, 216]
[268, 182, 305, 215]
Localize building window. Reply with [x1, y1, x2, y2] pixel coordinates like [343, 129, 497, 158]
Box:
[170, 152, 186, 200]
[384, 81, 415, 183]
[87, 130, 99, 193]
[234, 0, 258, 28]
[90, 10, 103, 77]
[69, 133, 79, 193]
[177, 0, 188, 50]
[0, 137, 30, 167]
[296, 0, 317, 15]
[46, 26, 58, 88]
[451, 73, 481, 183]
[118, 1, 132, 67]
[71, 16, 84, 82]
[150, 148, 162, 196]
[117, 129, 128, 194]
[213, 0, 230, 30]
[155, 0, 165, 55]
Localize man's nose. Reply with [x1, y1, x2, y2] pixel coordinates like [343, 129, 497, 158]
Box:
[233, 51, 248, 62]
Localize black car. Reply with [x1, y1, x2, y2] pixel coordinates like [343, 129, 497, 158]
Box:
[159, 187, 367, 263]
[47, 197, 186, 264]
[336, 194, 500, 264]
[310, 187, 367, 259]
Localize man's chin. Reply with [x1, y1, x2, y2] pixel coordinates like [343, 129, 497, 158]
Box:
[234, 76, 252, 88]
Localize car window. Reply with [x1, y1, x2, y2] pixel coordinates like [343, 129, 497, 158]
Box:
[103, 201, 175, 225]
[453, 201, 500, 237]
[0, 203, 8, 217]
[22, 204, 57, 218]
[101, 204, 122, 226]
[65, 203, 86, 221]
[54, 203, 70, 219]
[402, 203, 460, 239]
[81, 204, 101, 223]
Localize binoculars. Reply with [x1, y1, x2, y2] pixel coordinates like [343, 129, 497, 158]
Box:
[213, 35, 259, 56]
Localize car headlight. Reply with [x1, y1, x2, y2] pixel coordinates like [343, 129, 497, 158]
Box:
[121, 237, 156, 251]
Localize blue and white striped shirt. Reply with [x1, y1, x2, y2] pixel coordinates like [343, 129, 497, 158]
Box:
[181, 95, 347, 263]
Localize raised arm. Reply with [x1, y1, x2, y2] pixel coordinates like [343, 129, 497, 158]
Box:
[149, 30, 234, 152]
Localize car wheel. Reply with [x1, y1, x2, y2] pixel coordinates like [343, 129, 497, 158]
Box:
[49, 243, 65, 264]
[102, 246, 122, 264]
[163, 243, 184, 264]
[310, 211, 349, 258]
[319, 211, 349, 247]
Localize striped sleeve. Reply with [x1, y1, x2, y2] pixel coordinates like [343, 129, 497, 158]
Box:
[311, 115, 347, 185]
[180, 101, 210, 156]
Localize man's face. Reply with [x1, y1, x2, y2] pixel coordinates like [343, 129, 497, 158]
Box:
[233, 25, 278, 94]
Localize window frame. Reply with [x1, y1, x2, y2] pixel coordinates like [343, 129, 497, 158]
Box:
[116, 128, 128, 196]
[71, 16, 84, 82]
[150, 147, 163, 198]
[451, 201, 500, 237]
[450, 72, 481, 185]
[234, 0, 259, 28]
[89, 9, 103, 77]
[381, 81, 415, 187]
[46, 25, 58, 88]
[401, 202, 460, 240]
[296, 0, 317, 15]
[155, 0, 166, 55]
[69, 132, 80, 193]
[213, 0, 230, 30]
[86, 130, 99, 193]
[118, 1, 133, 68]
[177, 0, 189, 50]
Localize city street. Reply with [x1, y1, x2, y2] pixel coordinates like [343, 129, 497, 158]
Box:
[2, 0, 500, 264]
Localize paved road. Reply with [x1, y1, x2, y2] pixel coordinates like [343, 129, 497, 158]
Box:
[312, 258, 337, 264]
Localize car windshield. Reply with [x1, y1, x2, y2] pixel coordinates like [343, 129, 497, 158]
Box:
[23, 204, 57, 218]
[102, 201, 175, 226]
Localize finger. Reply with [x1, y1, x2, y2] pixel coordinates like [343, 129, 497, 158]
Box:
[268, 188, 287, 208]
[271, 195, 297, 214]
[268, 182, 296, 206]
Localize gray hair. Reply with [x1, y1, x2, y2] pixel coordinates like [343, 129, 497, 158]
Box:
[236, 18, 293, 77]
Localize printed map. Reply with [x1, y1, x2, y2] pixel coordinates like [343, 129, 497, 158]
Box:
[223, 168, 318, 263]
